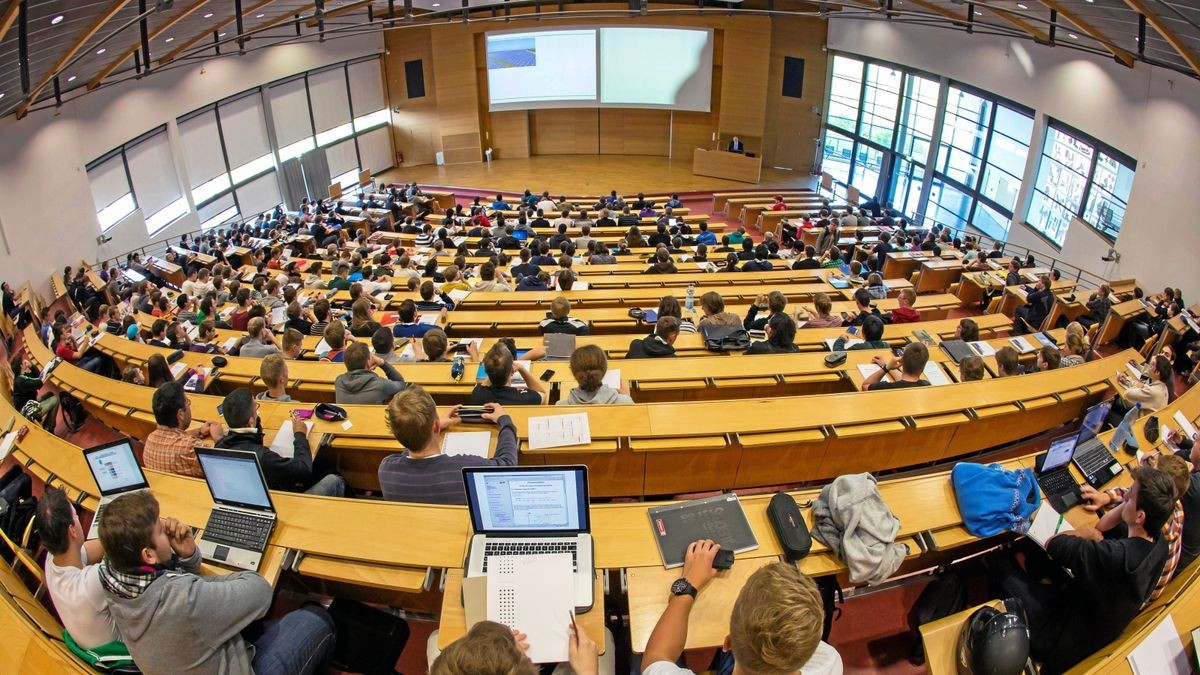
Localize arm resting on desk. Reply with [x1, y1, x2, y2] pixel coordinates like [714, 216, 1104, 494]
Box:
[642, 541, 720, 664]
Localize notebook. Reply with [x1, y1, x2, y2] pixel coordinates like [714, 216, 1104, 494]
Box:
[939, 339, 975, 364]
[648, 493, 759, 568]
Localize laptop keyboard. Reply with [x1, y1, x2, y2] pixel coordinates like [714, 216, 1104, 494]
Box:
[203, 509, 273, 551]
[482, 540, 578, 572]
[1039, 469, 1077, 498]
[1074, 440, 1113, 476]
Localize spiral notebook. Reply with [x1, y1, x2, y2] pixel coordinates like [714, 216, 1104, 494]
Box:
[648, 493, 759, 569]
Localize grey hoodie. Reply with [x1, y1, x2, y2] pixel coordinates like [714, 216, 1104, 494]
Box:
[105, 549, 272, 675]
[334, 362, 407, 404]
[557, 384, 633, 405]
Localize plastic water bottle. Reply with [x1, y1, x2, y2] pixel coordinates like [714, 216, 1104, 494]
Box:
[685, 284, 695, 313]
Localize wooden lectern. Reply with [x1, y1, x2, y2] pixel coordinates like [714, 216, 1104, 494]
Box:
[692, 148, 762, 183]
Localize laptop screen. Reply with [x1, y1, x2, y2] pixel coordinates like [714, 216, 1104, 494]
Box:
[84, 440, 148, 496]
[196, 449, 273, 511]
[513, 229, 529, 241]
[1042, 434, 1077, 473]
[464, 466, 589, 534]
[1075, 401, 1113, 447]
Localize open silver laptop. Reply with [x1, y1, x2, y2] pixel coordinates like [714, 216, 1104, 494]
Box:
[463, 465, 595, 611]
[82, 439, 150, 541]
[194, 447, 277, 572]
[543, 333, 576, 360]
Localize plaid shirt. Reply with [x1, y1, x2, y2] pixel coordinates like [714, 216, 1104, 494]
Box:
[1104, 485, 1184, 607]
[143, 426, 210, 478]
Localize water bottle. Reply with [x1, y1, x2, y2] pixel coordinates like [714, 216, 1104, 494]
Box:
[685, 284, 695, 313]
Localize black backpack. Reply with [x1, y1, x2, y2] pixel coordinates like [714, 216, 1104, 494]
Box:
[906, 570, 966, 664]
[815, 576, 844, 641]
[0, 467, 36, 555]
[701, 324, 751, 352]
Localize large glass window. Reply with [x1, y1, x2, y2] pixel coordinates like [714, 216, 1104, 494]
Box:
[87, 153, 137, 232]
[1028, 121, 1135, 245]
[929, 85, 1032, 239]
[828, 56, 863, 134]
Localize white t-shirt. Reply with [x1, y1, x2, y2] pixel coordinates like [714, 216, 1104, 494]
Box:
[44, 547, 121, 650]
[641, 641, 842, 675]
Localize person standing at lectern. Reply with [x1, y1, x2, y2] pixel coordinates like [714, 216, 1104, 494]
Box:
[727, 136, 745, 153]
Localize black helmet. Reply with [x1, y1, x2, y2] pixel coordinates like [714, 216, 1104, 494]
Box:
[956, 601, 1030, 675]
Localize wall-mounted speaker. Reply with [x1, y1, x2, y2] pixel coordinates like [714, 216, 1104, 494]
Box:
[405, 59, 426, 99]
[782, 56, 805, 99]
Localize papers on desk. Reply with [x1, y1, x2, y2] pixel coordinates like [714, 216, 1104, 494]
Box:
[270, 306, 286, 326]
[824, 337, 862, 350]
[267, 420, 311, 459]
[968, 341, 997, 357]
[912, 329, 936, 346]
[448, 289, 472, 303]
[857, 364, 892, 382]
[418, 313, 440, 326]
[1173, 411, 1198, 441]
[441, 431, 491, 458]
[602, 369, 621, 390]
[1127, 615, 1189, 675]
[221, 337, 239, 352]
[922, 362, 952, 386]
[696, 261, 718, 273]
[170, 362, 188, 379]
[486, 554, 574, 663]
[1009, 336, 1036, 354]
[0, 432, 18, 463]
[1127, 363, 1147, 381]
[1032, 332, 1057, 349]
[1025, 501, 1072, 547]
[527, 413, 591, 450]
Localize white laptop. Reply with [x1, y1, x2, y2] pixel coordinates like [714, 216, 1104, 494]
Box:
[83, 439, 150, 541]
[194, 447, 278, 572]
[463, 465, 595, 611]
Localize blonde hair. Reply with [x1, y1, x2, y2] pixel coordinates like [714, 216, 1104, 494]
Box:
[551, 296, 571, 319]
[729, 562, 824, 675]
[259, 354, 286, 387]
[1066, 321, 1090, 350]
[899, 288, 916, 306]
[385, 385, 438, 452]
[431, 620, 538, 675]
[569, 344, 607, 393]
[350, 297, 373, 331]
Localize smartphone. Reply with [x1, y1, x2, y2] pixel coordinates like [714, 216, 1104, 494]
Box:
[216, 403, 224, 416]
[713, 549, 734, 570]
[847, 326, 859, 336]
[540, 369, 555, 382]
[292, 408, 314, 420]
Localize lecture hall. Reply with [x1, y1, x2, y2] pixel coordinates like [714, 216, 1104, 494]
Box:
[0, 1, 1197, 674]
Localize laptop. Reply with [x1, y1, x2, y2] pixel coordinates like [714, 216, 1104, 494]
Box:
[1070, 401, 1123, 489]
[543, 333, 576, 360]
[512, 228, 529, 242]
[463, 465, 595, 611]
[82, 440, 150, 541]
[1035, 433, 1083, 514]
[194, 447, 278, 572]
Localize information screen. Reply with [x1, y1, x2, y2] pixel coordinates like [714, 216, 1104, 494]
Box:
[485, 27, 714, 112]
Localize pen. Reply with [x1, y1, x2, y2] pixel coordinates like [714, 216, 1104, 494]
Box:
[568, 611, 577, 634]
[1054, 514, 1065, 535]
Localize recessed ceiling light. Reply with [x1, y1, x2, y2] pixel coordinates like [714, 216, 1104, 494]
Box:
[67, 75, 76, 82]
[203, 12, 213, 18]
[1068, 33, 1079, 39]
[51, 15, 64, 25]
[432, 2, 440, 6]
[256, 13, 265, 18]
[96, 48, 106, 54]
[165, 37, 174, 42]
[974, 10, 982, 15]
[0, 93, 6, 99]
[1016, 2, 1027, 8]
[219, 32, 226, 37]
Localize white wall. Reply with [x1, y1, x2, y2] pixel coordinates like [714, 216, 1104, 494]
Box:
[828, 20, 1200, 298]
[0, 33, 383, 292]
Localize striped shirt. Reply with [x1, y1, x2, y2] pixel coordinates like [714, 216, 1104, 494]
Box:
[377, 416, 518, 505]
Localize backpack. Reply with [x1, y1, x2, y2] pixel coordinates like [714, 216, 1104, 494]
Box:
[906, 570, 966, 664]
[951, 463, 1040, 537]
[0, 469, 36, 554]
[815, 576, 844, 641]
[702, 324, 751, 352]
[59, 391, 87, 432]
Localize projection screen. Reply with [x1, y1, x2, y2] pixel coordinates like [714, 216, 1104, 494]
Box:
[485, 27, 714, 112]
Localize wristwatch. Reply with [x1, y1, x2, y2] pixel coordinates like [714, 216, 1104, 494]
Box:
[670, 578, 698, 599]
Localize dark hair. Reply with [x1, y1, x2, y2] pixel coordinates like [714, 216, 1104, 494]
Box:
[147, 354, 174, 388]
[36, 487, 74, 556]
[372, 326, 395, 355]
[853, 288, 872, 308]
[900, 342, 929, 376]
[482, 343, 514, 387]
[221, 387, 255, 428]
[861, 315, 885, 342]
[151, 381, 188, 428]
[98, 491, 161, 573]
[1131, 466, 1178, 535]
[958, 318, 980, 342]
[767, 313, 797, 349]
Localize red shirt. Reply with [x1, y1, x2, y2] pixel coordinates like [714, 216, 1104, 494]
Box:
[229, 310, 250, 331]
[890, 306, 921, 324]
[55, 342, 77, 362]
[771, 202, 788, 211]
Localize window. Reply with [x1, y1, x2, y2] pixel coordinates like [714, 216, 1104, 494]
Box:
[87, 154, 136, 231]
[218, 93, 274, 188]
[198, 194, 238, 231]
[316, 122, 355, 147]
[1028, 121, 1134, 244]
[822, 130, 853, 184]
[929, 85, 1032, 239]
[828, 56, 863, 134]
[230, 154, 274, 184]
[178, 110, 230, 206]
[859, 63, 901, 148]
[125, 128, 189, 234]
[278, 137, 315, 162]
[145, 197, 189, 234]
[353, 109, 389, 132]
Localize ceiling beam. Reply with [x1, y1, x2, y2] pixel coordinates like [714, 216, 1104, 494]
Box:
[157, 0, 276, 65]
[834, 0, 966, 23]
[902, 0, 968, 24]
[1123, 0, 1200, 76]
[87, 0, 212, 91]
[978, 4, 1050, 43]
[304, 0, 372, 27]
[1037, 0, 1134, 67]
[15, 0, 131, 118]
[0, 0, 22, 45]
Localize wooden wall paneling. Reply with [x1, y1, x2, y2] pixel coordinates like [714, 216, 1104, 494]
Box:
[529, 109, 599, 155]
[431, 24, 483, 164]
[599, 109, 670, 156]
[383, 26, 440, 166]
[718, 17, 771, 138]
[762, 16, 828, 172]
[490, 111, 531, 159]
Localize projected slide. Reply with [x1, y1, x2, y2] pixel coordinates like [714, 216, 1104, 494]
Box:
[487, 30, 598, 110]
[484, 27, 714, 112]
[600, 27, 713, 110]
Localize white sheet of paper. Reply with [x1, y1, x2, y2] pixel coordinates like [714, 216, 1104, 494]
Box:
[824, 338, 863, 350]
[268, 420, 299, 459]
[270, 307, 286, 325]
[315, 338, 332, 356]
[448, 289, 472, 302]
[170, 362, 188, 378]
[221, 337, 238, 351]
[511, 360, 531, 388]
[968, 341, 997, 356]
[0, 432, 18, 463]
[418, 313, 439, 325]
[441, 431, 492, 458]
[1009, 336, 1035, 354]
[486, 553, 573, 664]
[1173, 411, 1198, 440]
[1127, 363, 1145, 381]
[1127, 615, 1189, 675]
[856, 364, 890, 381]
[922, 362, 952, 386]
[527, 413, 591, 450]
[1026, 500, 1072, 548]
[602, 369, 621, 390]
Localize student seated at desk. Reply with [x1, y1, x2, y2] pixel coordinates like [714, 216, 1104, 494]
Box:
[256, 354, 292, 402]
[888, 288, 920, 324]
[989, 467, 1174, 674]
[746, 313, 800, 354]
[36, 487, 121, 652]
[792, 245, 821, 270]
[518, 270, 552, 292]
[559, 344, 633, 405]
[862, 342, 930, 391]
[959, 355, 985, 381]
[641, 543, 841, 675]
[11, 352, 59, 431]
[348, 297, 382, 338]
[1109, 355, 1173, 424]
[1014, 275, 1054, 335]
[432, 620, 606, 675]
[742, 245, 774, 273]
[628, 316, 680, 358]
[146, 354, 174, 389]
[1035, 346, 1062, 372]
[380, 387, 516, 504]
[645, 249, 679, 275]
[335, 342, 407, 405]
[238, 317, 281, 358]
[144, 382, 224, 478]
[320, 321, 348, 362]
[98, 491, 336, 674]
[657, 295, 697, 334]
[473, 261, 512, 293]
[392, 299, 443, 339]
[744, 291, 788, 332]
[1077, 284, 1113, 330]
[695, 221, 717, 246]
[956, 318, 980, 343]
[698, 291, 741, 329]
[993, 346, 1020, 378]
[538, 297, 590, 336]
[843, 289, 882, 328]
[472, 342, 547, 406]
[833, 314, 887, 352]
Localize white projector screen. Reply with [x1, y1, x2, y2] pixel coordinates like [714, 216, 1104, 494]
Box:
[485, 27, 714, 112]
